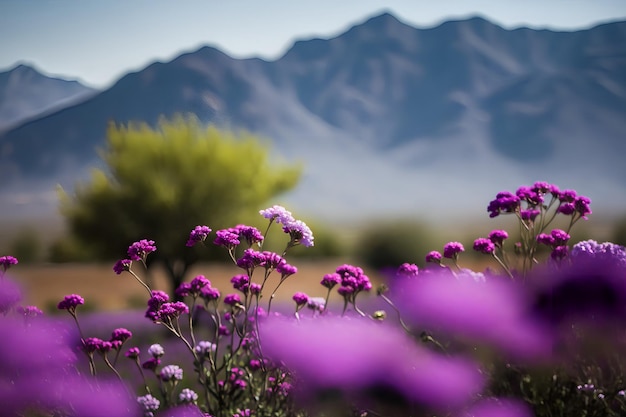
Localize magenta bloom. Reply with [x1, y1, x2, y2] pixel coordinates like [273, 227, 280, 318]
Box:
[186, 225, 212, 247]
[443, 242, 465, 259]
[234, 224, 264, 246]
[0, 255, 18, 271]
[321, 273, 341, 289]
[396, 263, 419, 278]
[487, 191, 520, 218]
[214, 229, 241, 248]
[473, 238, 496, 254]
[127, 239, 156, 261]
[224, 293, 242, 306]
[259, 205, 294, 225]
[57, 294, 85, 313]
[113, 259, 132, 275]
[488, 230, 508, 246]
[110, 327, 132, 342]
[425, 250, 443, 264]
[283, 219, 315, 247]
[394, 270, 551, 360]
[260, 315, 484, 409]
[292, 292, 309, 306]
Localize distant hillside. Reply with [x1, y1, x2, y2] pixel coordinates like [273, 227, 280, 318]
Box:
[1, 13, 625, 222]
[0, 63, 97, 131]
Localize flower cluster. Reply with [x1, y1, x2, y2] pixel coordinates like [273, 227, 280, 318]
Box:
[260, 205, 314, 247]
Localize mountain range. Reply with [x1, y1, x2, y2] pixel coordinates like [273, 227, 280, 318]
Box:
[1, 12, 625, 223]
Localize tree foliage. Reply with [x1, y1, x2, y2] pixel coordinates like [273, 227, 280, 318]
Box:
[60, 116, 301, 295]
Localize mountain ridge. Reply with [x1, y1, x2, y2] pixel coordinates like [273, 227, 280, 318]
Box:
[1, 12, 625, 222]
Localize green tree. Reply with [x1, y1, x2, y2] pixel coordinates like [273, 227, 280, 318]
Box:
[60, 116, 301, 297]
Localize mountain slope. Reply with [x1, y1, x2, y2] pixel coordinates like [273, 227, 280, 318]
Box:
[0, 64, 97, 131]
[1, 13, 625, 222]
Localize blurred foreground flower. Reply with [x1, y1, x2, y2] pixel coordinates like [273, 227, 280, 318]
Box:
[260, 315, 484, 413]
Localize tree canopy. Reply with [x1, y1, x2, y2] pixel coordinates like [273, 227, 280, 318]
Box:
[60, 116, 301, 295]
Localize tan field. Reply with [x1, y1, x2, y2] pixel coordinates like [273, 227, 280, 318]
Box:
[8, 259, 382, 312]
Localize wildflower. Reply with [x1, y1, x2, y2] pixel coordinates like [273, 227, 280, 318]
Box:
[231, 274, 250, 293]
[110, 328, 132, 343]
[277, 261, 297, 278]
[575, 195, 592, 219]
[249, 283, 262, 295]
[260, 205, 294, 225]
[158, 301, 189, 321]
[176, 282, 192, 298]
[425, 250, 443, 264]
[261, 251, 285, 269]
[125, 347, 140, 359]
[137, 394, 160, 416]
[292, 292, 309, 306]
[17, 305, 43, 317]
[57, 294, 85, 314]
[148, 344, 165, 358]
[520, 209, 540, 221]
[307, 297, 326, 312]
[236, 248, 265, 270]
[186, 225, 212, 247]
[487, 191, 520, 218]
[557, 202, 576, 215]
[536, 233, 555, 246]
[0, 255, 18, 272]
[178, 388, 198, 404]
[473, 238, 495, 254]
[571, 240, 626, 267]
[160, 364, 183, 381]
[396, 263, 419, 278]
[488, 229, 508, 247]
[559, 189, 577, 203]
[213, 229, 240, 248]
[283, 219, 314, 247]
[195, 341, 216, 357]
[82, 337, 103, 354]
[321, 273, 341, 289]
[224, 293, 242, 306]
[234, 224, 264, 246]
[260, 315, 484, 408]
[443, 242, 464, 259]
[113, 259, 132, 275]
[127, 239, 157, 261]
[200, 286, 220, 302]
[142, 357, 161, 371]
[550, 229, 570, 245]
[190, 275, 210, 293]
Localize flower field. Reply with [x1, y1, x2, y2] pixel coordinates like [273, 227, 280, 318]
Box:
[2, 181, 626, 417]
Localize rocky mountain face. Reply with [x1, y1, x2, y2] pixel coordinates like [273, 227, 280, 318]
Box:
[1, 13, 625, 222]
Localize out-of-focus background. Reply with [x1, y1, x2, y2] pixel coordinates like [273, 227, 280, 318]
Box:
[1, 0, 626, 311]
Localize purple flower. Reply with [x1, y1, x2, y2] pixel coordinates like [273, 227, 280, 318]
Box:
[235, 224, 264, 246]
[127, 239, 156, 261]
[261, 251, 285, 269]
[473, 238, 496, 254]
[260, 205, 295, 225]
[236, 248, 266, 270]
[520, 209, 540, 221]
[186, 225, 212, 247]
[575, 195, 592, 219]
[292, 292, 309, 306]
[396, 263, 419, 278]
[213, 229, 241, 248]
[142, 357, 161, 370]
[571, 240, 626, 267]
[195, 341, 216, 357]
[516, 185, 543, 205]
[550, 229, 570, 245]
[125, 347, 140, 359]
[17, 305, 43, 317]
[190, 275, 210, 292]
[57, 294, 85, 313]
[283, 219, 314, 247]
[321, 273, 341, 289]
[200, 286, 220, 302]
[425, 250, 443, 264]
[158, 301, 189, 320]
[137, 394, 160, 413]
[113, 259, 132, 275]
[536, 233, 555, 246]
[176, 282, 192, 298]
[83, 337, 104, 353]
[260, 315, 484, 408]
[160, 364, 183, 381]
[249, 282, 262, 294]
[557, 202, 576, 215]
[443, 242, 465, 259]
[277, 261, 297, 278]
[0, 255, 18, 271]
[224, 293, 242, 306]
[393, 269, 551, 360]
[231, 274, 250, 293]
[148, 343, 165, 358]
[488, 230, 509, 247]
[110, 327, 132, 342]
[559, 189, 577, 203]
[178, 388, 198, 404]
[487, 191, 520, 218]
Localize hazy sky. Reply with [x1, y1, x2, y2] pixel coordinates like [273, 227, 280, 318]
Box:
[2, 0, 625, 88]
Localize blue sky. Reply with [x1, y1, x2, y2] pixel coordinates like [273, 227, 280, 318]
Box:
[2, 0, 625, 88]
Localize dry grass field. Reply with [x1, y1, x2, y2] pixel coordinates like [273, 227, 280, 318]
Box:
[8, 259, 384, 312]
